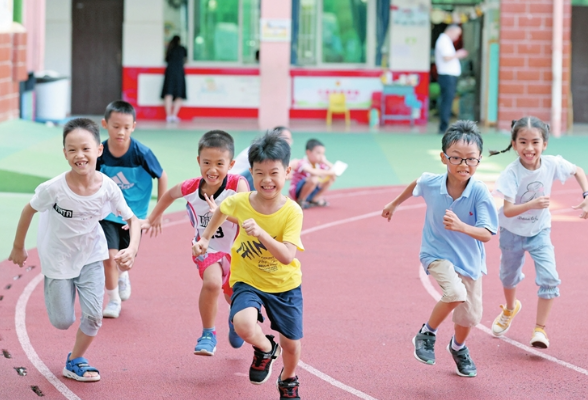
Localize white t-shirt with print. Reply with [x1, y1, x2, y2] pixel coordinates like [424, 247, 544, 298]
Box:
[30, 172, 134, 279]
[494, 155, 576, 237]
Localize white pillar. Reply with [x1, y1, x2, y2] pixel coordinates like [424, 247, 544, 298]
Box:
[551, 0, 563, 137]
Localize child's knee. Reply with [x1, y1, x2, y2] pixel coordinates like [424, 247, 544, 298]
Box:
[233, 313, 258, 338]
[49, 314, 76, 330]
[441, 281, 467, 303]
[279, 337, 301, 354]
[80, 312, 102, 337]
[538, 286, 559, 299]
[201, 277, 222, 293]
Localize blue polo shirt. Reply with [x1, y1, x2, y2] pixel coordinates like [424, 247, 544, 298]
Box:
[97, 138, 163, 223]
[414, 172, 498, 280]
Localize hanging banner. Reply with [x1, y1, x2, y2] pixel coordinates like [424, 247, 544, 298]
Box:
[389, 0, 431, 72]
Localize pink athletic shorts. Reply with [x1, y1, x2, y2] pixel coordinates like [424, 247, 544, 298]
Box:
[192, 251, 232, 296]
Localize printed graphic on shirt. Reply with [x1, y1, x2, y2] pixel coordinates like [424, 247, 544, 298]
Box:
[53, 203, 73, 218]
[111, 171, 135, 190]
[520, 181, 544, 203]
[236, 238, 280, 273]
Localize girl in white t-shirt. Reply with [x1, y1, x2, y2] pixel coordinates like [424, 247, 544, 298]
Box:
[489, 116, 588, 348]
[9, 118, 141, 382]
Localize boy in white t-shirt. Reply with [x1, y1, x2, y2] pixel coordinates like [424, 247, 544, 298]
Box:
[9, 118, 141, 382]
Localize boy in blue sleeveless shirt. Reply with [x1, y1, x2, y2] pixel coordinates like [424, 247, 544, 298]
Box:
[97, 101, 168, 318]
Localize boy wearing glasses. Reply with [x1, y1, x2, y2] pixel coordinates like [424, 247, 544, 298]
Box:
[381, 120, 498, 378]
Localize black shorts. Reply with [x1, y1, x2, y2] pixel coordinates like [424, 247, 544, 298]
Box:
[229, 282, 303, 340]
[99, 219, 130, 250]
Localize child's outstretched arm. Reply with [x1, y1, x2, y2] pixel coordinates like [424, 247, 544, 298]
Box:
[144, 183, 183, 236]
[382, 180, 417, 221]
[571, 166, 588, 219]
[192, 207, 229, 257]
[157, 171, 169, 201]
[443, 210, 493, 242]
[115, 215, 141, 271]
[8, 204, 38, 267]
[503, 196, 550, 218]
[241, 219, 296, 265]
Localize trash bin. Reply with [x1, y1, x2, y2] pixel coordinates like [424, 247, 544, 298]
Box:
[35, 72, 69, 123]
[19, 72, 36, 121]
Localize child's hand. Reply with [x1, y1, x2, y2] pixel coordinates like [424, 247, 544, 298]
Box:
[242, 218, 263, 237]
[8, 247, 28, 268]
[146, 215, 163, 237]
[381, 202, 397, 222]
[443, 209, 465, 232]
[114, 248, 135, 271]
[192, 238, 209, 257]
[204, 193, 217, 213]
[529, 196, 550, 210]
[571, 198, 588, 219]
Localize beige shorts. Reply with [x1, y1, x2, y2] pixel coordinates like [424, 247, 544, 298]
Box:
[427, 259, 482, 328]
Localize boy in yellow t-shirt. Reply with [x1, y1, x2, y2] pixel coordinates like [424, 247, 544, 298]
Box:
[193, 131, 304, 399]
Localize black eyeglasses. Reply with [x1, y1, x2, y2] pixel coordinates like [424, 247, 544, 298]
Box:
[444, 154, 481, 166]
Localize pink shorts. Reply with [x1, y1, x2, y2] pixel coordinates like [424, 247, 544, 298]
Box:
[192, 252, 232, 296]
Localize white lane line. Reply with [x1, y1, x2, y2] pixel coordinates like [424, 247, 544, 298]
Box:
[418, 267, 588, 376]
[297, 361, 378, 400]
[15, 273, 82, 400]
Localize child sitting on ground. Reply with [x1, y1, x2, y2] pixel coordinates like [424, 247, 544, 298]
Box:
[143, 130, 249, 355]
[289, 138, 337, 209]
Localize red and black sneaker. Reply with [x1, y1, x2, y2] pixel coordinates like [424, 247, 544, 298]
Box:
[249, 334, 281, 384]
[277, 370, 300, 399]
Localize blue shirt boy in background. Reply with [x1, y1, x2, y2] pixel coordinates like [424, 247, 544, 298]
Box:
[381, 120, 498, 378]
[97, 100, 168, 318]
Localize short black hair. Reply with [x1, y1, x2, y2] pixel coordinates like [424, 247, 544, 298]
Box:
[104, 100, 136, 122]
[248, 131, 291, 168]
[305, 138, 324, 151]
[441, 120, 483, 154]
[198, 130, 235, 159]
[63, 118, 101, 146]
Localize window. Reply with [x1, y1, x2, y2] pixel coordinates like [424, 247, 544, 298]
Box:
[164, 0, 189, 48]
[296, 0, 372, 66]
[192, 0, 259, 63]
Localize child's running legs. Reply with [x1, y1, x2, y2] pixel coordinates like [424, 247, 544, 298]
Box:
[194, 262, 224, 356]
[45, 262, 103, 381]
[103, 249, 123, 318]
[277, 335, 301, 399]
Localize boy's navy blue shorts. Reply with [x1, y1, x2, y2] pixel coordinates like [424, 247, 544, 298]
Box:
[230, 282, 303, 340]
[100, 220, 130, 250]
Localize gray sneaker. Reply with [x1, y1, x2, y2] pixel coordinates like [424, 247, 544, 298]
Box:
[447, 341, 477, 377]
[412, 325, 436, 365]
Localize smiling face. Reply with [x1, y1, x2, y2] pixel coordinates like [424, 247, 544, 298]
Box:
[102, 112, 136, 149]
[512, 128, 547, 170]
[251, 159, 290, 200]
[63, 128, 103, 175]
[197, 147, 234, 188]
[440, 139, 481, 184]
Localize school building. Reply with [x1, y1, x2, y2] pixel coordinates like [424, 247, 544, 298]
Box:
[0, 0, 586, 135]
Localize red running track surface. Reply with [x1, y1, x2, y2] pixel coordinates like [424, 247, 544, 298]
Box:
[1, 185, 587, 399]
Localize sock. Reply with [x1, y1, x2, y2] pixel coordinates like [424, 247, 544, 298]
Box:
[451, 337, 465, 351]
[203, 327, 216, 336]
[421, 323, 437, 335]
[106, 288, 121, 304]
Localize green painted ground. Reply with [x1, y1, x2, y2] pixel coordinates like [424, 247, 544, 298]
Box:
[1, 119, 587, 259]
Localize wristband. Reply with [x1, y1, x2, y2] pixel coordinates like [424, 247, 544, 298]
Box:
[583, 191, 588, 199]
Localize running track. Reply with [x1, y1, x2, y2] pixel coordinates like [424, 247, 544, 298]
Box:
[1, 185, 587, 399]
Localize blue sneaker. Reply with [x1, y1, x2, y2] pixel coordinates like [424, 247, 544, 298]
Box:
[228, 316, 244, 349]
[194, 331, 217, 356]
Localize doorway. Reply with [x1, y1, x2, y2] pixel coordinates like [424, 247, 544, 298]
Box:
[71, 0, 124, 115]
[571, 5, 588, 123]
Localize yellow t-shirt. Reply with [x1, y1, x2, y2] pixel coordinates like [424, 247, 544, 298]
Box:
[220, 192, 304, 293]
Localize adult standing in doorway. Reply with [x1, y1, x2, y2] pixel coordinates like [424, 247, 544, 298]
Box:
[161, 35, 187, 122]
[435, 24, 468, 134]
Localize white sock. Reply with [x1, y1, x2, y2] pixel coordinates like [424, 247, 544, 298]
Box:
[451, 337, 465, 351]
[107, 288, 121, 304]
[421, 323, 437, 335]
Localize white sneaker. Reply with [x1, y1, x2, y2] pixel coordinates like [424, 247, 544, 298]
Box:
[530, 327, 550, 349]
[103, 301, 121, 318]
[118, 271, 131, 301]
